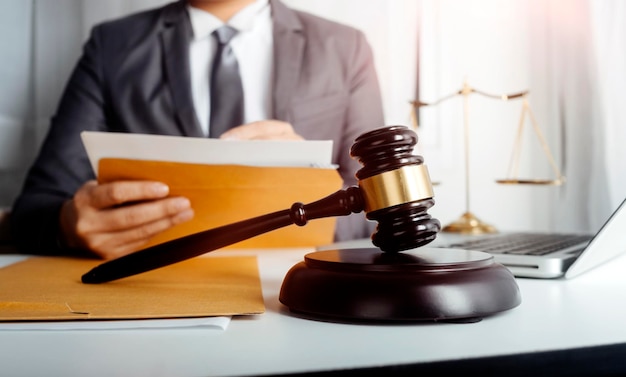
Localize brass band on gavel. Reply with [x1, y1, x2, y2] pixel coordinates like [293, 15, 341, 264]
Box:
[358, 164, 434, 212]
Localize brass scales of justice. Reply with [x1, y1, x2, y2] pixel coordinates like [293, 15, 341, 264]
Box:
[410, 80, 566, 235]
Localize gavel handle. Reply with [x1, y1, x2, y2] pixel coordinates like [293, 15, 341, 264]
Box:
[82, 187, 364, 284]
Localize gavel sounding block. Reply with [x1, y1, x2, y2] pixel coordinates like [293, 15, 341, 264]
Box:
[279, 247, 521, 323]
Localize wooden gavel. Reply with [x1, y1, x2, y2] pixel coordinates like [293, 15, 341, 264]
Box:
[82, 125, 441, 283]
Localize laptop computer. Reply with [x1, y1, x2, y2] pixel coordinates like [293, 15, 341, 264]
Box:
[435, 198, 626, 279]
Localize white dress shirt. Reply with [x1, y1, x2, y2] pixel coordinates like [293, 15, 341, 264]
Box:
[187, 0, 273, 136]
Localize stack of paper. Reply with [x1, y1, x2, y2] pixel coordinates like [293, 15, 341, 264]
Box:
[81, 132, 343, 249]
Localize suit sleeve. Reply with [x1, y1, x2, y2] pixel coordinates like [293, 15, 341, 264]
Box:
[334, 29, 385, 241]
[10, 27, 108, 256]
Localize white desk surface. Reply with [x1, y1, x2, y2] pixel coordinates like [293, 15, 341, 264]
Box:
[1, 235, 626, 377]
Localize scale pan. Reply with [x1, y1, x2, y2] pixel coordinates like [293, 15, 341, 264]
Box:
[496, 178, 564, 186]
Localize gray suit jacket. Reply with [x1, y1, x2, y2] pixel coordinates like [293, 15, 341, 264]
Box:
[11, 0, 384, 255]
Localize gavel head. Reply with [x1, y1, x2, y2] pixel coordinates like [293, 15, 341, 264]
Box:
[350, 125, 441, 252]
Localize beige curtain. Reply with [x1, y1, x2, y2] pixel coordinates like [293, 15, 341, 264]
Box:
[590, 0, 626, 214]
[533, 0, 625, 231]
[418, 0, 624, 233]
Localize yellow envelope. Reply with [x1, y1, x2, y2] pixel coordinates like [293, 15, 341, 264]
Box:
[0, 256, 264, 321]
[98, 158, 343, 249]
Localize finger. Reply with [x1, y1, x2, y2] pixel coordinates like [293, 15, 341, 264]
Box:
[97, 196, 192, 232]
[72, 180, 99, 206]
[90, 238, 149, 260]
[243, 132, 304, 141]
[87, 181, 170, 209]
[221, 120, 303, 140]
[86, 208, 195, 260]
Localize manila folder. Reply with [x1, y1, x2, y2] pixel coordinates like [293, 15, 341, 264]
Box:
[98, 158, 343, 249]
[0, 256, 264, 321]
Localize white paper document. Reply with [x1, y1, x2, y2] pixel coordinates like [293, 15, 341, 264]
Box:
[81, 131, 335, 176]
[0, 316, 231, 331]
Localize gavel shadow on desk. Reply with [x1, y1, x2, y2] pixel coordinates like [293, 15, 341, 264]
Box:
[82, 125, 521, 323]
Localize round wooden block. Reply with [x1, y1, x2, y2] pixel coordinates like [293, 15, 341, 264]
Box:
[279, 247, 521, 323]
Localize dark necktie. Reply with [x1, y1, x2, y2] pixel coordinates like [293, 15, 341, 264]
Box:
[209, 25, 244, 138]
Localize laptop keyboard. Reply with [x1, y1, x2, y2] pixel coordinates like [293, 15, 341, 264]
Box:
[440, 233, 593, 256]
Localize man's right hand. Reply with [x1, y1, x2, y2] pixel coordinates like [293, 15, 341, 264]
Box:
[59, 180, 194, 260]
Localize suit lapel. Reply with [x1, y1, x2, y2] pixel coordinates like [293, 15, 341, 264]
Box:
[161, 2, 204, 137]
[270, 0, 304, 121]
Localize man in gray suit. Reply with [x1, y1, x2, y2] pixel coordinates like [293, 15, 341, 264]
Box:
[11, 0, 384, 259]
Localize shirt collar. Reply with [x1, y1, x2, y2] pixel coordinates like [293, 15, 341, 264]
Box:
[187, 0, 270, 41]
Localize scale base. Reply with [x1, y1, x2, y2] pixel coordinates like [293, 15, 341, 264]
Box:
[442, 211, 497, 235]
[279, 248, 520, 323]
